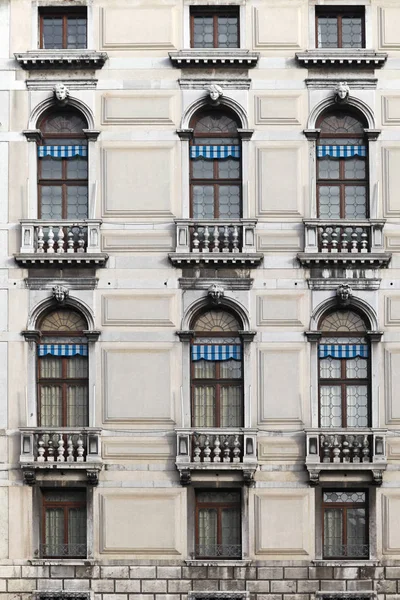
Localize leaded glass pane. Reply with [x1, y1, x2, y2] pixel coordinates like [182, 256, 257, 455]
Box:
[220, 386, 242, 427]
[218, 185, 241, 218]
[67, 17, 87, 49]
[346, 357, 368, 379]
[42, 17, 63, 49]
[342, 17, 362, 48]
[217, 16, 238, 48]
[346, 385, 368, 427]
[40, 186, 62, 219]
[344, 158, 366, 180]
[318, 158, 340, 179]
[40, 309, 87, 332]
[345, 186, 367, 219]
[320, 311, 366, 332]
[194, 311, 240, 332]
[320, 357, 341, 379]
[324, 491, 365, 503]
[320, 385, 342, 427]
[193, 386, 215, 427]
[193, 16, 214, 48]
[319, 186, 340, 218]
[193, 185, 214, 218]
[318, 17, 338, 48]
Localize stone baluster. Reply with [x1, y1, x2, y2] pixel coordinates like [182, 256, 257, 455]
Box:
[362, 435, 370, 462]
[222, 436, 231, 462]
[232, 434, 240, 463]
[37, 227, 45, 253]
[342, 435, 351, 463]
[351, 229, 358, 253]
[47, 226, 55, 254]
[193, 434, 201, 462]
[232, 226, 239, 252]
[212, 226, 220, 253]
[360, 230, 368, 253]
[47, 437, 55, 462]
[203, 226, 210, 253]
[321, 435, 331, 463]
[77, 226, 85, 253]
[353, 437, 361, 463]
[76, 436, 84, 462]
[340, 230, 348, 253]
[213, 435, 221, 462]
[57, 436, 65, 462]
[192, 226, 200, 252]
[332, 435, 341, 463]
[222, 226, 230, 253]
[321, 228, 329, 252]
[67, 228, 75, 253]
[331, 229, 338, 253]
[203, 435, 211, 462]
[37, 435, 45, 462]
[66, 437, 74, 462]
[56, 226, 65, 254]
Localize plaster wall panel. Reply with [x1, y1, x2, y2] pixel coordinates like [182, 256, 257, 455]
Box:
[102, 438, 174, 461]
[381, 492, 400, 555]
[101, 293, 176, 327]
[256, 145, 303, 218]
[102, 346, 175, 424]
[98, 489, 185, 557]
[378, 7, 400, 50]
[254, 94, 303, 126]
[382, 147, 400, 218]
[258, 345, 305, 426]
[256, 293, 306, 327]
[101, 230, 174, 253]
[384, 346, 400, 425]
[102, 145, 176, 218]
[252, 490, 313, 558]
[101, 93, 176, 126]
[252, 5, 303, 50]
[100, 6, 177, 50]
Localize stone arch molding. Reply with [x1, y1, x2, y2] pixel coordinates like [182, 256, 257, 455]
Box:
[180, 94, 249, 130]
[28, 94, 95, 130]
[27, 295, 96, 331]
[309, 295, 379, 332]
[307, 95, 376, 130]
[182, 294, 251, 332]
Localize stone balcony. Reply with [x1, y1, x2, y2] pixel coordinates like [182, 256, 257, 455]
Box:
[297, 219, 391, 268]
[15, 219, 108, 267]
[305, 428, 387, 485]
[19, 427, 102, 485]
[169, 219, 263, 267]
[175, 428, 258, 485]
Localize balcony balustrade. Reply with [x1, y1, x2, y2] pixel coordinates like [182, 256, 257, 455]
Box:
[305, 428, 387, 485]
[169, 219, 263, 266]
[15, 220, 108, 266]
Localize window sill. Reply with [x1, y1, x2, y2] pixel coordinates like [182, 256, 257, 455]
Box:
[14, 50, 108, 70]
[185, 560, 251, 567]
[169, 49, 259, 68]
[295, 49, 387, 68]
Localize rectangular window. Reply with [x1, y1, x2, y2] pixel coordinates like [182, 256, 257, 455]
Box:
[191, 7, 239, 48]
[195, 490, 241, 559]
[316, 7, 365, 48]
[41, 489, 87, 558]
[323, 490, 368, 559]
[40, 8, 87, 49]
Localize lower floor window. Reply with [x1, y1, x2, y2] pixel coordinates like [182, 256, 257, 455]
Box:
[42, 489, 87, 558]
[323, 490, 368, 559]
[195, 489, 241, 559]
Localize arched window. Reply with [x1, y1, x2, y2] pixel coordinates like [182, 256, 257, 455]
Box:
[37, 109, 88, 222]
[316, 110, 368, 220]
[189, 109, 241, 221]
[37, 308, 88, 428]
[318, 310, 369, 428]
[191, 309, 243, 428]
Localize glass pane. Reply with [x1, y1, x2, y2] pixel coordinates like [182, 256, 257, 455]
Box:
[318, 17, 338, 48]
[192, 158, 214, 179]
[342, 17, 363, 48]
[67, 158, 88, 180]
[347, 508, 366, 556]
[45, 508, 64, 556]
[193, 16, 214, 48]
[346, 357, 368, 379]
[41, 157, 63, 180]
[67, 17, 87, 49]
[220, 386, 242, 427]
[218, 158, 240, 179]
[193, 185, 214, 218]
[345, 186, 367, 219]
[42, 17, 63, 49]
[217, 16, 238, 48]
[66, 356, 88, 379]
[66, 186, 88, 219]
[318, 157, 340, 180]
[68, 507, 87, 556]
[193, 360, 216, 379]
[198, 508, 217, 555]
[40, 357, 62, 379]
[319, 186, 340, 218]
[40, 386, 62, 427]
[324, 508, 343, 557]
[346, 385, 368, 427]
[344, 158, 366, 180]
[220, 359, 242, 379]
[218, 185, 240, 218]
[193, 386, 215, 427]
[319, 357, 341, 379]
[66, 385, 88, 427]
[40, 186, 62, 219]
[320, 385, 342, 427]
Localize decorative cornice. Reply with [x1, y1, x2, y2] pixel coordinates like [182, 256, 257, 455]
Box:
[15, 50, 108, 70]
[26, 78, 98, 90]
[179, 78, 251, 90]
[296, 49, 387, 68]
[169, 49, 259, 68]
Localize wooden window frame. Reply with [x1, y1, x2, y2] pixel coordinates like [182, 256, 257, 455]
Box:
[190, 6, 240, 49]
[315, 7, 365, 49]
[195, 489, 241, 559]
[41, 490, 87, 559]
[322, 489, 368, 560]
[39, 8, 87, 50]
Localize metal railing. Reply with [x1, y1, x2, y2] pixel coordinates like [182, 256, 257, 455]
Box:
[20, 428, 102, 464]
[19, 219, 102, 254]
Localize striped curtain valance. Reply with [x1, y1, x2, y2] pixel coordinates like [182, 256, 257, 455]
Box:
[190, 145, 240, 159]
[192, 344, 242, 361]
[317, 145, 366, 158]
[38, 344, 88, 357]
[38, 145, 88, 158]
[319, 344, 369, 359]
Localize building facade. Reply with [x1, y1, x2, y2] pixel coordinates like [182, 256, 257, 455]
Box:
[1, 0, 400, 599]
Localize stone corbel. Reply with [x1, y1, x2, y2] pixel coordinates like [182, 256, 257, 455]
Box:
[21, 330, 41, 343]
[83, 330, 101, 343]
[23, 129, 43, 143]
[176, 330, 195, 342]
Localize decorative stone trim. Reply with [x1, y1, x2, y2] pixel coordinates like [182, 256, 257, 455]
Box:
[169, 49, 259, 68]
[296, 50, 387, 68]
[179, 78, 251, 90]
[15, 50, 108, 70]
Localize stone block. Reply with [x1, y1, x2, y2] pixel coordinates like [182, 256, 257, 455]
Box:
[21, 566, 49, 578]
[271, 581, 296, 594]
[0, 567, 21, 578]
[130, 567, 156, 579]
[7, 580, 36, 592]
[77, 566, 100, 579]
[182, 567, 208, 579]
[51, 565, 75, 578]
[102, 567, 130, 579]
[157, 567, 181, 579]
[333, 567, 359, 580]
[37, 580, 63, 591]
[221, 581, 246, 591]
[64, 579, 90, 591]
[309, 567, 333, 580]
[235, 567, 257, 580]
[258, 568, 284, 580]
[208, 567, 233, 579]
[91, 580, 115, 593]
[347, 580, 373, 591]
[247, 581, 270, 593]
[116, 581, 141, 593]
[285, 568, 308, 580]
[386, 568, 400, 579]
[192, 580, 219, 591]
[321, 581, 346, 592]
[142, 580, 167, 593]
[168, 580, 192, 593]
[297, 581, 320, 593]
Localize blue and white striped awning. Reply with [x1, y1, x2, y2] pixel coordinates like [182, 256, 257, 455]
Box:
[319, 344, 368, 359]
[317, 145, 366, 158]
[190, 145, 240, 159]
[192, 344, 241, 361]
[38, 344, 88, 357]
[38, 145, 88, 158]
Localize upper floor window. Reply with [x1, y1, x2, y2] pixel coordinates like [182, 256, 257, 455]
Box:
[41, 488, 87, 558]
[37, 309, 88, 428]
[191, 7, 239, 48]
[195, 489, 241, 559]
[316, 7, 365, 48]
[319, 310, 369, 428]
[40, 8, 87, 49]
[316, 110, 368, 220]
[191, 310, 243, 428]
[323, 490, 368, 559]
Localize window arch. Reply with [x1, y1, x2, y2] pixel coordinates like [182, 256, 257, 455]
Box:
[191, 308, 243, 428]
[316, 109, 368, 220]
[318, 309, 370, 428]
[37, 307, 89, 428]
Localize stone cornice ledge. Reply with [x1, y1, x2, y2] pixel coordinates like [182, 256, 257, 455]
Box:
[169, 49, 260, 67]
[15, 50, 108, 70]
[296, 49, 387, 68]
